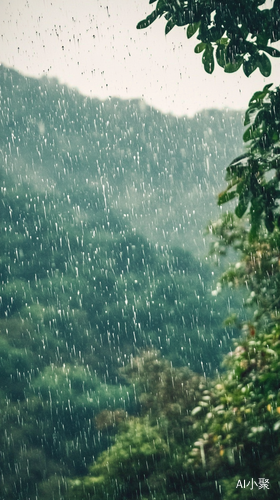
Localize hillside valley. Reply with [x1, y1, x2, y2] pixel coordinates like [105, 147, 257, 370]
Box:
[0, 65, 246, 499]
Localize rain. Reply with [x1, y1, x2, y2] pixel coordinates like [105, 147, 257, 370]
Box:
[1, 1, 279, 499]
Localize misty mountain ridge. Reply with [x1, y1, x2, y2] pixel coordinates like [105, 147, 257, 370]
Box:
[0, 64, 244, 255]
[0, 64, 245, 376]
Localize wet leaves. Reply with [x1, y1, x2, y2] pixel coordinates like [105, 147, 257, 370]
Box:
[137, 0, 278, 77]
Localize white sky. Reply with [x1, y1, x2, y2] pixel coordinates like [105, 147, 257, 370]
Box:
[0, 0, 279, 117]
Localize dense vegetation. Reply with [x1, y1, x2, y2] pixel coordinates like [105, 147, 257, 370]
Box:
[0, 65, 243, 498]
[70, 1, 280, 499]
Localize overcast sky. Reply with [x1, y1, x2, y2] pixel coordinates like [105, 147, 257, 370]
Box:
[1, 0, 279, 117]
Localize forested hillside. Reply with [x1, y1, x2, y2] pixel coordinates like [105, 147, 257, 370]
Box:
[0, 65, 243, 253]
[0, 65, 244, 499]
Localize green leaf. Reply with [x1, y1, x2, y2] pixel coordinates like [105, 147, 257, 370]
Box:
[202, 44, 214, 74]
[224, 57, 243, 73]
[256, 32, 269, 45]
[187, 22, 200, 39]
[164, 11, 172, 20]
[258, 53, 272, 77]
[258, 45, 280, 58]
[218, 190, 237, 206]
[136, 10, 158, 30]
[165, 18, 175, 35]
[195, 42, 207, 54]
[244, 100, 267, 125]
[218, 37, 229, 45]
[249, 222, 258, 242]
[249, 84, 273, 106]
[243, 126, 253, 142]
[244, 107, 257, 126]
[243, 55, 259, 77]
[265, 210, 275, 233]
[251, 198, 264, 220]
[254, 108, 273, 128]
[236, 180, 249, 197]
[216, 44, 226, 68]
[156, 0, 167, 16]
[235, 199, 249, 218]
[227, 154, 250, 177]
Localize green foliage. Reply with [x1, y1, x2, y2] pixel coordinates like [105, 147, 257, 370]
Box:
[69, 340, 280, 498]
[0, 167, 235, 378]
[137, 0, 280, 77]
[69, 351, 216, 500]
[209, 213, 280, 330]
[204, 80, 280, 495]
[33, 363, 130, 418]
[69, 5, 280, 500]
[189, 323, 280, 498]
[71, 416, 169, 499]
[217, 84, 280, 239]
[0, 66, 245, 498]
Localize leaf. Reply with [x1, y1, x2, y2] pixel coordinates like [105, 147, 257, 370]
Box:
[244, 105, 259, 126]
[216, 44, 226, 68]
[227, 153, 250, 175]
[187, 22, 200, 39]
[265, 210, 274, 232]
[248, 83, 273, 106]
[243, 126, 253, 142]
[218, 37, 229, 45]
[218, 190, 237, 206]
[207, 26, 225, 43]
[235, 199, 248, 218]
[254, 108, 273, 128]
[258, 53, 272, 77]
[249, 222, 258, 242]
[156, 0, 167, 16]
[165, 18, 175, 34]
[191, 406, 202, 416]
[243, 55, 259, 77]
[250, 199, 264, 228]
[258, 44, 280, 58]
[136, 10, 158, 30]
[194, 42, 207, 54]
[202, 44, 214, 74]
[256, 32, 269, 46]
[236, 180, 250, 197]
[224, 57, 243, 73]
[274, 421, 280, 431]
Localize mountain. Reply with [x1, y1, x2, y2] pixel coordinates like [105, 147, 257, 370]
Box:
[0, 65, 244, 499]
[0, 64, 244, 254]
